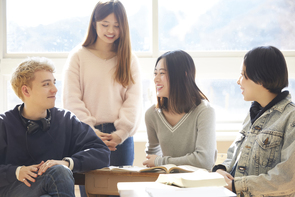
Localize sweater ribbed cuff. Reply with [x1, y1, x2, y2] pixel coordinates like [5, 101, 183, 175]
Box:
[63, 157, 74, 170]
[234, 177, 247, 195]
[113, 130, 128, 144]
[154, 156, 162, 166]
[15, 166, 25, 180]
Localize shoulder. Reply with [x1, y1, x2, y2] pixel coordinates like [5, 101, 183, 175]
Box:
[145, 105, 158, 120]
[65, 46, 91, 71]
[129, 53, 141, 83]
[275, 94, 295, 116]
[283, 94, 295, 110]
[189, 100, 215, 119]
[50, 107, 79, 122]
[145, 105, 161, 128]
[66, 45, 88, 62]
[131, 52, 139, 62]
[69, 45, 84, 55]
[194, 100, 215, 113]
[130, 53, 140, 69]
[280, 100, 295, 124]
[0, 105, 21, 125]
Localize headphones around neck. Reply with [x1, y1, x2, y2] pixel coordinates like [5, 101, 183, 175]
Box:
[19, 104, 51, 135]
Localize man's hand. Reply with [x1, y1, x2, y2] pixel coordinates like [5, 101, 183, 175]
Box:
[18, 161, 44, 187]
[143, 155, 157, 167]
[38, 160, 69, 176]
[216, 169, 234, 191]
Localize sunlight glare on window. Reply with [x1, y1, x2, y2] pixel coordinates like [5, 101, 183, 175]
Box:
[159, 0, 295, 51]
[6, 0, 151, 53]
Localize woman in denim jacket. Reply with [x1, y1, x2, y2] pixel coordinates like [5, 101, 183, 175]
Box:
[213, 46, 295, 197]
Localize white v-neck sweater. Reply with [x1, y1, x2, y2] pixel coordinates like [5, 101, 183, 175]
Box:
[62, 46, 142, 143]
[145, 100, 217, 170]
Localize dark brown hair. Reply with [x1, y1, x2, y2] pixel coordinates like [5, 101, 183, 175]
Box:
[83, 0, 133, 87]
[243, 46, 288, 94]
[155, 50, 208, 113]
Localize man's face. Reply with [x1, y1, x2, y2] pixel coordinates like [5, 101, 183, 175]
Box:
[25, 70, 57, 111]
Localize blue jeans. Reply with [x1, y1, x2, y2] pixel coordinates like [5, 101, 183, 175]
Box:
[0, 165, 75, 197]
[80, 123, 134, 197]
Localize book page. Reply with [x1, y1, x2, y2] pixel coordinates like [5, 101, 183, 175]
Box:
[139, 164, 177, 173]
[156, 171, 226, 188]
[99, 166, 145, 172]
[169, 165, 206, 173]
[139, 164, 207, 173]
[145, 186, 236, 197]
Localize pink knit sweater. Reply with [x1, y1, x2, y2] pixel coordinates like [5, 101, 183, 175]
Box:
[62, 46, 142, 142]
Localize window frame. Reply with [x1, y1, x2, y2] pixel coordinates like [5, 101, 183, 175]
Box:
[1, 0, 295, 133]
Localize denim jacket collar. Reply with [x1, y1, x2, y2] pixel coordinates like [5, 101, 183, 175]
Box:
[271, 94, 292, 113]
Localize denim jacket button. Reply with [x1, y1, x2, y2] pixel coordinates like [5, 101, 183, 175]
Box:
[238, 166, 246, 171]
[254, 126, 262, 130]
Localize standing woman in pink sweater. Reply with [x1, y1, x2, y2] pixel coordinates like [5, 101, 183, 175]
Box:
[63, 0, 142, 195]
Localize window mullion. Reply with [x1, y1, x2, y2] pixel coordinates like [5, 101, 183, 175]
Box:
[152, 0, 159, 57]
[1, 0, 6, 59]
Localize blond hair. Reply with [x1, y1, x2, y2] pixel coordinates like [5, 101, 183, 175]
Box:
[11, 57, 55, 101]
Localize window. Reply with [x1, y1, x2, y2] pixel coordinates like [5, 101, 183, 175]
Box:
[6, 0, 152, 53]
[2, 0, 295, 128]
[158, 0, 295, 51]
[6, 1, 295, 53]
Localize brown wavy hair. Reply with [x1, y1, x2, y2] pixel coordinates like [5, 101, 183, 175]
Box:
[82, 0, 133, 87]
[155, 50, 208, 114]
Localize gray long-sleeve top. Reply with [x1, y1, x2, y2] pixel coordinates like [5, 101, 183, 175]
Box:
[145, 100, 217, 171]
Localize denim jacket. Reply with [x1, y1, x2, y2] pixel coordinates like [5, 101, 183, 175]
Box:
[223, 94, 295, 197]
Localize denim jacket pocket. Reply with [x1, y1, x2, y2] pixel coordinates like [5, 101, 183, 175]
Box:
[252, 130, 283, 167]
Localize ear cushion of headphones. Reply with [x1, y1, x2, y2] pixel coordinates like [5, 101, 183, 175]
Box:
[26, 120, 41, 135]
[18, 104, 51, 134]
[26, 119, 51, 134]
[26, 118, 50, 135]
[40, 118, 50, 132]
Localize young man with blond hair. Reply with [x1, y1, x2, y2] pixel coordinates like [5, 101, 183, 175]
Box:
[0, 57, 110, 197]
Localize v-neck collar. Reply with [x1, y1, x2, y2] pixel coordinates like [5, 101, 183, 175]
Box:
[156, 109, 192, 133]
[83, 47, 117, 62]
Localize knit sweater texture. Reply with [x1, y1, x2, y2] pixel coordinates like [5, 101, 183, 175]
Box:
[145, 100, 217, 171]
[63, 46, 142, 142]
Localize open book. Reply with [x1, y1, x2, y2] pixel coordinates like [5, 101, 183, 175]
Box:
[99, 164, 204, 173]
[98, 166, 146, 172]
[139, 164, 204, 173]
[156, 170, 227, 188]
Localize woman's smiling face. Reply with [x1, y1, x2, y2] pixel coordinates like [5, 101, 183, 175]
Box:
[154, 59, 169, 98]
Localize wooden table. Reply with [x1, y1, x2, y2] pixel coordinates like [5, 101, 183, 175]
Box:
[85, 170, 160, 197]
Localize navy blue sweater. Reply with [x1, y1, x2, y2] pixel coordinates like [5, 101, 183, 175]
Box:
[0, 105, 110, 188]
